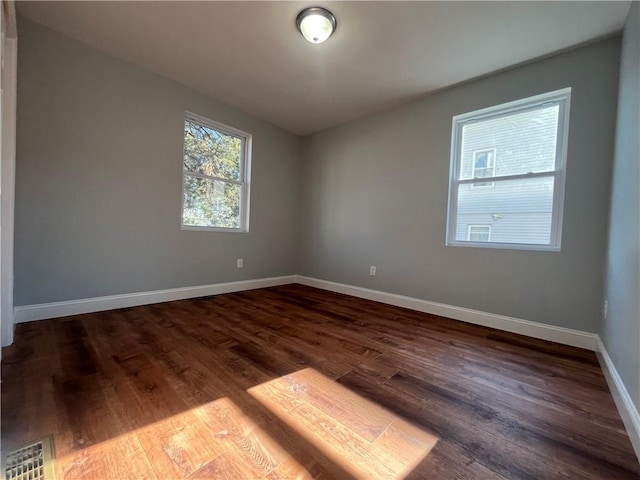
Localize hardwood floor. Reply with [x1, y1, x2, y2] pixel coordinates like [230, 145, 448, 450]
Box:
[2, 284, 638, 479]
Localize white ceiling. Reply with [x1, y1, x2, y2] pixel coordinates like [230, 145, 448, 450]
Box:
[17, 1, 630, 135]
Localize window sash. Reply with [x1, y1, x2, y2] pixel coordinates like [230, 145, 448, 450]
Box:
[183, 116, 247, 183]
[453, 95, 568, 181]
[449, 172, 562, 250]
[182, 173, 245, 229]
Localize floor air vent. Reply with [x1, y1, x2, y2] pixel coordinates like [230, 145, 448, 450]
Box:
[4, 436, 55, 480]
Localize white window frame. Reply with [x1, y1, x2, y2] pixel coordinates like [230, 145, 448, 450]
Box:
[181, 112, 252, 233]
[446, 88, 571, 251]
[471, 147, 497, 188]
[467, 225, 492, 242]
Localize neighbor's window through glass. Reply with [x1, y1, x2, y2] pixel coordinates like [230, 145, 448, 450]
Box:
[447, 88, 571, 251]
[181, 113, 251, 231]
[468, 225, 491, 242]
[471, 149, 496, 188]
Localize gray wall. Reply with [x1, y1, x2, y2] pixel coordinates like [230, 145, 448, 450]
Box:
[299, 37, 621, 332]
[602, 2, 640, 411]
[15, 19, 301, 305]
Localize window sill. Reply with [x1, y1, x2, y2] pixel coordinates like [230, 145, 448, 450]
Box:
[181, 225, 249, 233]
[446, 240, 560, 252]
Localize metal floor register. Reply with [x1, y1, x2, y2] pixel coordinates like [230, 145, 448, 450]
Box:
[4, 437, 55, 480]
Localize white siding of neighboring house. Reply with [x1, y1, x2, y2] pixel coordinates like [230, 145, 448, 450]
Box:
[456, 105, 559, 244]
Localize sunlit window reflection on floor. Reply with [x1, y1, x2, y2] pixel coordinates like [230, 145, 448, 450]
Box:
[249, 368, 438, 480]
[56, 368, 436, 479]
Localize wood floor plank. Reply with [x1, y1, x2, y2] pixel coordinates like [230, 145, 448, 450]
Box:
[251, 368, 397, 443]
[262, 455, 314, 480]
[186, 453, 255, 480]
[192, 397, 289, 478]
[405, 441, 510, 480]
[387, 370, 636, 479]
[60, 432, 156, 480]
[272, 400, 400, 479]
[372, 418, 439, 478]
[134, 407, 224, 479]
[2, 284, 638, 479]
[54, 377, 157, 480]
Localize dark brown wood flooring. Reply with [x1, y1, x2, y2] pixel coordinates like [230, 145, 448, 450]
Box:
[2, 284, 638, 479]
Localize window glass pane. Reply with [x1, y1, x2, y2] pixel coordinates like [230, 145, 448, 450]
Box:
[183, 175, 241, 228]
[184, 120, 242, 180]
[459, 104, 559, 180]
[455, 176, 554, 245]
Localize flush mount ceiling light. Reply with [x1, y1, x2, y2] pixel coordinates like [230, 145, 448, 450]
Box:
[296, 7, 337, 44]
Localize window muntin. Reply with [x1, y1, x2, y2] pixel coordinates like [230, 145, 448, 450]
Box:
[181, 113, 251, 231]
[447, 88, 571, 251]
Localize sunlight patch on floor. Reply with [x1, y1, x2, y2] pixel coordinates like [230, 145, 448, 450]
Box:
[249, 368, 438, 480]
[55, 368, 435, 479]
[58, 396, 311, 479]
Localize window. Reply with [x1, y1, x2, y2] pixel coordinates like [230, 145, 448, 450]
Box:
[468, 225, 491, 242]
[471, 148, 496, 188]
[181, 112, 251, 231]
[446, 88, 571, 251]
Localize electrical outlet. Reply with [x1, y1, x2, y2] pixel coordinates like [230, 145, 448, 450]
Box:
[369, 266, 376, 276]
[237, 258, 244, 269]
[603, 299, 608, 319]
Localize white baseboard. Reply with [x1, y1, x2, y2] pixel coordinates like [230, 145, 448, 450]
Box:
[13, 274, 597, 352]
[13, 275, 297, 324]
[596, 336, 640, 460]
[295, 276, 597, 351]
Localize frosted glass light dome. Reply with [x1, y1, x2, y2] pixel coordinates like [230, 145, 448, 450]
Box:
[296, 7, 337, 44]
